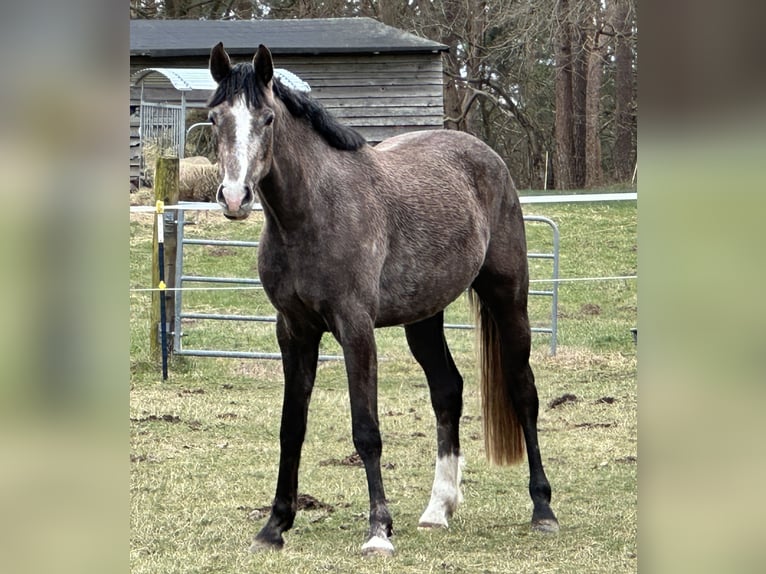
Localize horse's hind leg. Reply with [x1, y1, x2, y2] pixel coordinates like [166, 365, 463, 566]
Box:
[472, 272, 559, 532]
[405, 311, 464, 529]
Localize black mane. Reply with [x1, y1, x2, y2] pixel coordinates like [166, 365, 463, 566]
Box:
[208, 62, 263, 109]
[272, 79, 367, 151]
[208, 63, 366, 152]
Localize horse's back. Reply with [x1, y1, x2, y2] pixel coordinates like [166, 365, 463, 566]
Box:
[373, 129, 522, 246]
[374, 129, 517, 213]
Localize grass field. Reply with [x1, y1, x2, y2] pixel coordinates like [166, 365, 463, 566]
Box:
[130, 194, 637, 573]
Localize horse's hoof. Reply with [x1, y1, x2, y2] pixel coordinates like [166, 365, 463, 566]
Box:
[361, 535, 395, 557]
[249, 538, 283, 553]
[417, 520, 448, 530]
[531, 518, 560, 533]
[418, 505, 452, 529]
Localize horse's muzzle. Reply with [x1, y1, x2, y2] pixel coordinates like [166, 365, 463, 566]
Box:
[217, 183, 254, 220]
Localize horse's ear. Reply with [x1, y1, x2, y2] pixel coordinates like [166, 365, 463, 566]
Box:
[253, 44, 274, 86]
[210, 42, 231, 84]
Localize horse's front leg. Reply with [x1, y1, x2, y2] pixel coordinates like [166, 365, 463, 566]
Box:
[251, 315, 321, 552]
[336, 313, 394, 557]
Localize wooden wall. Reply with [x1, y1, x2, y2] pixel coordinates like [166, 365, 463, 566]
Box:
[131, 52, 444, 168]
[281, 53, 444, 143]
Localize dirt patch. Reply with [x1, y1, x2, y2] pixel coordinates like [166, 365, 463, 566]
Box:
[130, 414, 181, 423]
[244, 493, 335, 521]
[178, 388, 205, 396]
[216, 412, 238, 419]
[297, 493, 335, 512]
[319, 452, 363, 467]
[548, 394, 578, 409]
[573, 422, 614, 429]
[595, 396, 617, 404]
[580, 303, 601, 316]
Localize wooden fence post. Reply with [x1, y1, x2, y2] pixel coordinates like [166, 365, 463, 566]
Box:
[150, 156, 180, 364]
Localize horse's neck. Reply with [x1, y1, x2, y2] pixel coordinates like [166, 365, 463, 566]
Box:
[258, 113, 338, 233]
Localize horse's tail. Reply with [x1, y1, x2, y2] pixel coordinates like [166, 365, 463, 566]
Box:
[468, 289, 526, 466]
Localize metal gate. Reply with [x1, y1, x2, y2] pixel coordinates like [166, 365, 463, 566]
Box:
[525, 215, 560, 355]
[139, 102, 185, 175]
[172, 205, 559, 358]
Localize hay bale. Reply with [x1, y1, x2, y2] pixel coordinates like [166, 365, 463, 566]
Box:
[179, 157, 220, 202]
[182, 156, 212, 166]
[140, 142, 221, 202]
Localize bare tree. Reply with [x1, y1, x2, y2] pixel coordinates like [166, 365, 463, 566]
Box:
[130, 0, 262, 19]
[554, 0, 575, 189]
[552, 0, 637, 189]
[585, 0, 609, 188]
[612, 0, 636, 182]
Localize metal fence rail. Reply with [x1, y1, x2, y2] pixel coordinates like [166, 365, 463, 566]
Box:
[172, 203, 559, 359]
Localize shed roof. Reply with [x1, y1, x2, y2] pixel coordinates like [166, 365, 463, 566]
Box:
[131, 67, 312, 93]
[131, 68, 216, 91]
[130, 18, 448, 58]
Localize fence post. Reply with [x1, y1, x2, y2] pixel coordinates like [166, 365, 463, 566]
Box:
[150, 156, 179, 364]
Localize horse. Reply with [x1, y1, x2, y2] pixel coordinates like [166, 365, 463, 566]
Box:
[206, 42, 559, 556]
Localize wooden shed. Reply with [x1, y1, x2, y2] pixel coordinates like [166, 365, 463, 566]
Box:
[130, 18, 448, 184]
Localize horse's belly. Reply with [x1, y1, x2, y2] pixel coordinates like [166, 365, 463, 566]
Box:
[375, 249, 484, 327]
[374, 203, 490, 326]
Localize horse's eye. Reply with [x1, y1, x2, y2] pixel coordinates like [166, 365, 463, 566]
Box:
[208, 112, 216, 126]
[264, 112, 274, 126]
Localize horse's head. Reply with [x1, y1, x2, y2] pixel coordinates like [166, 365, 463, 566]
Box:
[207, 43, 276, 220]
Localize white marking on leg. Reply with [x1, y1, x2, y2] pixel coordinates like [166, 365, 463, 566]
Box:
[418, 453, 464, 528]
[361, 535, 395, 556]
